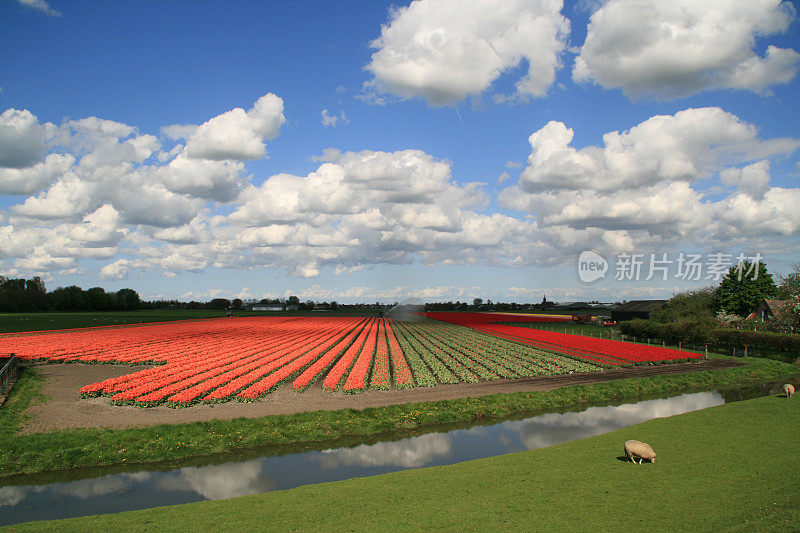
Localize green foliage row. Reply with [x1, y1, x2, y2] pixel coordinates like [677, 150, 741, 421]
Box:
[1, 356, 795, 478]
[0, 276, 140, 313]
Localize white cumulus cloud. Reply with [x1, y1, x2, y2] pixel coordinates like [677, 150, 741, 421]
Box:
[184, 94, 285, 161]
[0, 153, 74, 195]
[500, 107, 800, 257]
[573, 0, 800, 98]
[365, 0, 570, 106]
[0, 108, 52, 169]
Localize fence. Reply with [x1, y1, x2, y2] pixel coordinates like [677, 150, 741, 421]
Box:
[1, 354, 19, 397]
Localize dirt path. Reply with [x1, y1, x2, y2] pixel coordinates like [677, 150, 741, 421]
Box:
[20, 359, 741, 434]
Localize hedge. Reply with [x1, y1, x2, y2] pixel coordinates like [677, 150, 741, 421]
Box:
[619, 319, 714, 345]
[619, 320, 800, 357]
[710, 328, 800, 353]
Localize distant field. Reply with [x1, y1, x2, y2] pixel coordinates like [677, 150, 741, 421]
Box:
[0, 309, 387, 334]
[0, 310, 226, 333]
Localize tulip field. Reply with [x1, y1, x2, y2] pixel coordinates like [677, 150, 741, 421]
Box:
[426, 312, 704, 365]
[0, 312, 701, 407]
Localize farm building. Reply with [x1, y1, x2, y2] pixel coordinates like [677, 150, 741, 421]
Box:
[610, 300, 666, 322]
[249, 305, 284, 312]
[248, 304, 301, 312]
[555, 301, 594, 312]
[746, 299, 792, 322]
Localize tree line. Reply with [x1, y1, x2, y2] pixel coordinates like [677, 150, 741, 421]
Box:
[0, 277, 140, 312]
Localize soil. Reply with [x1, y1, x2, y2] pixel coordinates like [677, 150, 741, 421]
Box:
[18, 358, 741, 434]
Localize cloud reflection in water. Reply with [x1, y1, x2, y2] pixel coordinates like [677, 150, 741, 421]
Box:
[504, 391, 723, 450]
[317, 433, 453, 469]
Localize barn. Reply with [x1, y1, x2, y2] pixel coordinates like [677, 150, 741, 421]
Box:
[610, 300, 666, 322]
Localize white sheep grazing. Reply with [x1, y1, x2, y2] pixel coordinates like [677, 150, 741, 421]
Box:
[624, 440, 656, 464]
[784, 384, 794, 398]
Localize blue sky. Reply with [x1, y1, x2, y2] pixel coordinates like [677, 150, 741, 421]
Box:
[1, 0, 799, 304]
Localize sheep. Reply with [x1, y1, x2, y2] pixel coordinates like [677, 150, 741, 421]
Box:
[784, 384, 794, 399]
[624, 440, 656, 464]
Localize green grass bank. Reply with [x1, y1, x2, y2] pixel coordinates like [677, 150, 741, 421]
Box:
[0, 356, 795, 479]
[5, 389, 799, 531]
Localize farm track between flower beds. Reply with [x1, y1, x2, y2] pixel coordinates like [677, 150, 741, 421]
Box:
[19, 358, 742, 433]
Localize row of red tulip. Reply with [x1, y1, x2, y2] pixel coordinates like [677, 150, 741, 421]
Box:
[473, 324, 702, 364]
[342, 320, 380, 393]
[198, 320, 359, 403]
[384, 320, 413, 388]
[322, 318, 376, 391]
[237, 320, 374, 399]
[96, 320, 340, 400]
[368, 320, 392, 390]
[291, 318, 370, 392]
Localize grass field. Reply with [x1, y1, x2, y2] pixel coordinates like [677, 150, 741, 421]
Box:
[0, 310, 227, 334]
[0, 356, 795, 478]
[496, 321, 608, 336]
[0, 309, 390, 334]
[5, 391, 798, 531]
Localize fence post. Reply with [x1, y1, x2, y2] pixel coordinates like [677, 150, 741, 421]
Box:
[679, 341, 682, 349]
[705, 346, 708, 358]
[745, 345, 748, 357]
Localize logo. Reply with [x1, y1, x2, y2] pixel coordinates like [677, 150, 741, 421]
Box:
[578, 251, 608, 283]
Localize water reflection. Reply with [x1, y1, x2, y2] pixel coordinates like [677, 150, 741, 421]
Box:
[318, 433, 453, 469]
[0, 486, 24, 506]
[157, 460, 276, 500]
[505, 391, 722, 450]
[0, 388, 744, 526]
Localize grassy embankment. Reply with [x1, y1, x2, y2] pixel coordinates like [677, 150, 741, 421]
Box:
[0, 356, 795, 479]
[5, 389, 799, 531]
